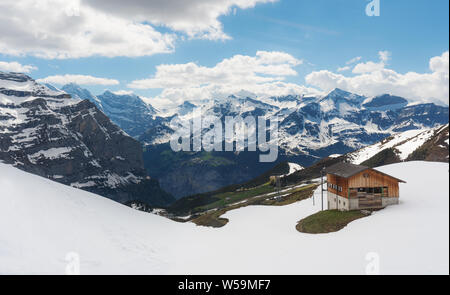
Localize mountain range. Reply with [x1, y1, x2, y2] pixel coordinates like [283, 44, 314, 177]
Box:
[0, 72, 173, 207]
[1, 71, 448, 201]
[60, 82, 448, 198]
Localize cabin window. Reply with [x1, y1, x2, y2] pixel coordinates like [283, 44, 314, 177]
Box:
[355, 187, 385, 194]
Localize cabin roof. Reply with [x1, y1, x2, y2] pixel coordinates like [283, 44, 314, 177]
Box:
[326, 162, 369, 178]
[326, 162, 406, 183]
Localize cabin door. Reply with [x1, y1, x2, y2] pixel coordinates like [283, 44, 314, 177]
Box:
[357, 187, 382, 208]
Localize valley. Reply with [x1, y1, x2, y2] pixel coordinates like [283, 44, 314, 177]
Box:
[61, 83, 448, 199]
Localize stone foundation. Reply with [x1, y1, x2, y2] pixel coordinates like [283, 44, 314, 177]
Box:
[327, 191, 399, 211]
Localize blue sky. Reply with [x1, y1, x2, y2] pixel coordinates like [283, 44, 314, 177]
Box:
[0, 0, 448, 107]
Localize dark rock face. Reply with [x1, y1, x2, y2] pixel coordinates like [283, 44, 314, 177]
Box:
[0, 72, 174, 207]
[62, 84, 158, 138]
[96, 91, 158, 137]
[363, 94, 408, 110]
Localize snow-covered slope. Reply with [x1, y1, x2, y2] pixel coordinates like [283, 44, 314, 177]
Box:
[348, 124, 449, 164]
[1, 161, 448, 274]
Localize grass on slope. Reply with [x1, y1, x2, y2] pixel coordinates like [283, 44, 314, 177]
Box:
[296, 210, 369, 234]
[260, 184, 318, 206]
[192, 184, 318, 228]
[168, 161, 291, 215]
[195, 183, 276, 212]
[360, 148, 401, 168]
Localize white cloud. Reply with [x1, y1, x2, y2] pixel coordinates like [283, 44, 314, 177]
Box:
[0, 61, 37, 73]
[112, 90, 134, 95]
[352, 61, 385, 74]
[346, 56, 362, 65]
[430, 51, 449, 73]
[305, 51, 449, 106]
[128, 51, 322, 108]
[378, 50, 391, 63]
[130, 51, 302, 89]
[0, 0, 275, 59]
[0, 0, 174, 59]
[352, 51, 391, 74]
[337, 66, 351, 72]
[83, 0, 277, 40]
[37, 74, 119, 86]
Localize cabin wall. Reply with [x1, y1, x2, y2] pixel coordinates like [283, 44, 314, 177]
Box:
[327, 191, 358, 210]
[326, 174, 349, 198]
[348, 170, 400, 197]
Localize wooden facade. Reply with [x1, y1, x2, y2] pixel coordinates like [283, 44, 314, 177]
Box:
[326, 162, 405, 210]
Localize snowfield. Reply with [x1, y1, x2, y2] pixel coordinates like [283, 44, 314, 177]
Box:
[0, 161, 448, 275]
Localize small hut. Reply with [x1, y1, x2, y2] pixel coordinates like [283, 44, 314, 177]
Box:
[326, 162, 406, 211]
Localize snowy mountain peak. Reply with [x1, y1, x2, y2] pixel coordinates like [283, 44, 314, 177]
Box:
[62, 85, 158, 137]
[61, 83, 101, 107]
[321, 88, 366, 103]
[0, 71, 76, 107]
[177, 101, 197, 115]
[97, 91, 157, 119]
[0, 71, 33, 83]
[328, 87, 352, 96]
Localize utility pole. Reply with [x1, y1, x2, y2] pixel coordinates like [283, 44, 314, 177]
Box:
[276, 176, 281, 198]
[321, 167, 326, 211]
[312, 186, 315, 206]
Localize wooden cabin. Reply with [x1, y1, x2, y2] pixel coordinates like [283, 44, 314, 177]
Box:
[326, 162, 406, 211]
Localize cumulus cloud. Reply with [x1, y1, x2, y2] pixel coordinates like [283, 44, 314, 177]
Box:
[305, 51, 449, 106]
[352, 51, 390, 74]
[128, 51, 321, 108]
[0, 0, 274, 59]
[0, 0, 175, 59]
[37, 74, 119, 86]
[0, 61, 37, 73]
[430, 51, 449, 73]
[83, 0, 277, 40]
